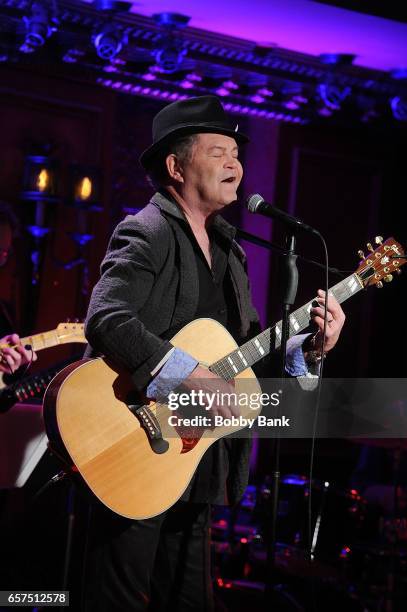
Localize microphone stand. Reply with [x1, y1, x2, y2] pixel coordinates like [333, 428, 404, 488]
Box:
[235, 227, 347, 277]
[264, 232, 299, 605]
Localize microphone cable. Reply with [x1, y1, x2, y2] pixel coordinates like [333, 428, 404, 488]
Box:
[306, 232, 329, 612]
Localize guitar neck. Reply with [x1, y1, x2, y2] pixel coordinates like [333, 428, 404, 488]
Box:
[210, 272, 364, 379]
[0, 328, 83, 353]
[18, 330, 61, 352]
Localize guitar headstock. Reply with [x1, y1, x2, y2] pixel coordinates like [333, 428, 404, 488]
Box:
[356, 236, 406, 288]
[56, 322, 86, 343]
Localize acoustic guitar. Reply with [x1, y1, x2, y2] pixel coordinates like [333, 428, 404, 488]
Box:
[43, 238, 405, 519]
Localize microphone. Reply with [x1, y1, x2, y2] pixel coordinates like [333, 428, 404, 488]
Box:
[246, 193, 320, 236]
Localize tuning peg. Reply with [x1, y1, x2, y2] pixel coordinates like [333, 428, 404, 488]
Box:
[376, 281, 383, 288]
[384, 274, 393, 283]
[358, 250, 365, 259]
[395, 269, 402, 275]
[367, 243, 374, 252]
[375, 236, 384, 245]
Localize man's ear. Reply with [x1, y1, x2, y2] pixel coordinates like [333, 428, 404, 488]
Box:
[166, 154, 184, 184]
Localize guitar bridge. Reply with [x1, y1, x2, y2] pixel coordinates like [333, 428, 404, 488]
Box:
[129, 404, 169, 454]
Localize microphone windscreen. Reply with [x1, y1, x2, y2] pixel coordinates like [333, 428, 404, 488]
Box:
[246, 193, 264, 213]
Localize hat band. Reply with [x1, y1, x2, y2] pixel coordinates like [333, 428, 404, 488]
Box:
[153, 120, 235, 143]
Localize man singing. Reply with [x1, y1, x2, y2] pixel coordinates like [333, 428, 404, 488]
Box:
[83, 95, 345, 611]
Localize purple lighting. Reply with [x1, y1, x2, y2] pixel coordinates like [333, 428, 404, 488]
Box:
[318, 106, 333, 117]
[186, 73, 202, 82]
[281, 474, 308, 486]
[223, 80, 239, 90]
[250, 94, 265, 104]
[316, 83, 351, 110]
[390, 96, 407, 121]
[96, 78, 308, 123]
[69, 232, 94, 247]
[390, 68, 407, 80]
[283, 100, 300, 110]
[131, 0, 407, 72]
[215, 87, 230, 97]
[257, 88, 274, 98]
[27, 225, 50, 239]
[62, 49, 84, 64]
[180, 80, 194, 89]
[292, 94, 309, 104]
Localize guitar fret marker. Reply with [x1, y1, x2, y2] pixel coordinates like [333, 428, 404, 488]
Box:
[347, 277, 358, 293]
[290, 317, 300, 331]
[227, 356, 238, 373]
[254, 339, 265, 355]
[237, 350, 248, 367]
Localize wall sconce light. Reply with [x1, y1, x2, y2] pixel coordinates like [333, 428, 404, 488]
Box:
[22, 153, 59, 203]
[20, 152, 102, 294]
[21, 152, 59, 284]
[55, 164, 103, 295]
[69, 164, 102, 211]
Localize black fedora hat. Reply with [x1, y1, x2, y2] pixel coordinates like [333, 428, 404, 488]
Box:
[140, 95, 249, 169]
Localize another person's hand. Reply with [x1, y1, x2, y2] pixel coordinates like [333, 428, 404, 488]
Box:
[0, 333, 38, 374]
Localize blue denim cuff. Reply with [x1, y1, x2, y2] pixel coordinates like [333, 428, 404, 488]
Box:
[285, 333, 312, 377]
[146, 348, 198, 401]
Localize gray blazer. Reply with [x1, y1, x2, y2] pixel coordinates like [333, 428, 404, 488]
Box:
[85, 190, 262, 504]
[85, 191, 261, 388]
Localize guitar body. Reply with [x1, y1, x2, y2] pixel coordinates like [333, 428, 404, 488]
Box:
[43, 319, 261, 519]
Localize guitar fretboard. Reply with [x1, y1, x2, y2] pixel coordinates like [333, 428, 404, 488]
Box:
[0, 325, 85, 353]
[0, 331, 60, 352]
[209, 273, 363, 380]
[21, 331, 60, 352]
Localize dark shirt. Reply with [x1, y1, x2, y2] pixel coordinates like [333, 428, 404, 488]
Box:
[169, 218, 242, 503]
[161, 221, 240, 342]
